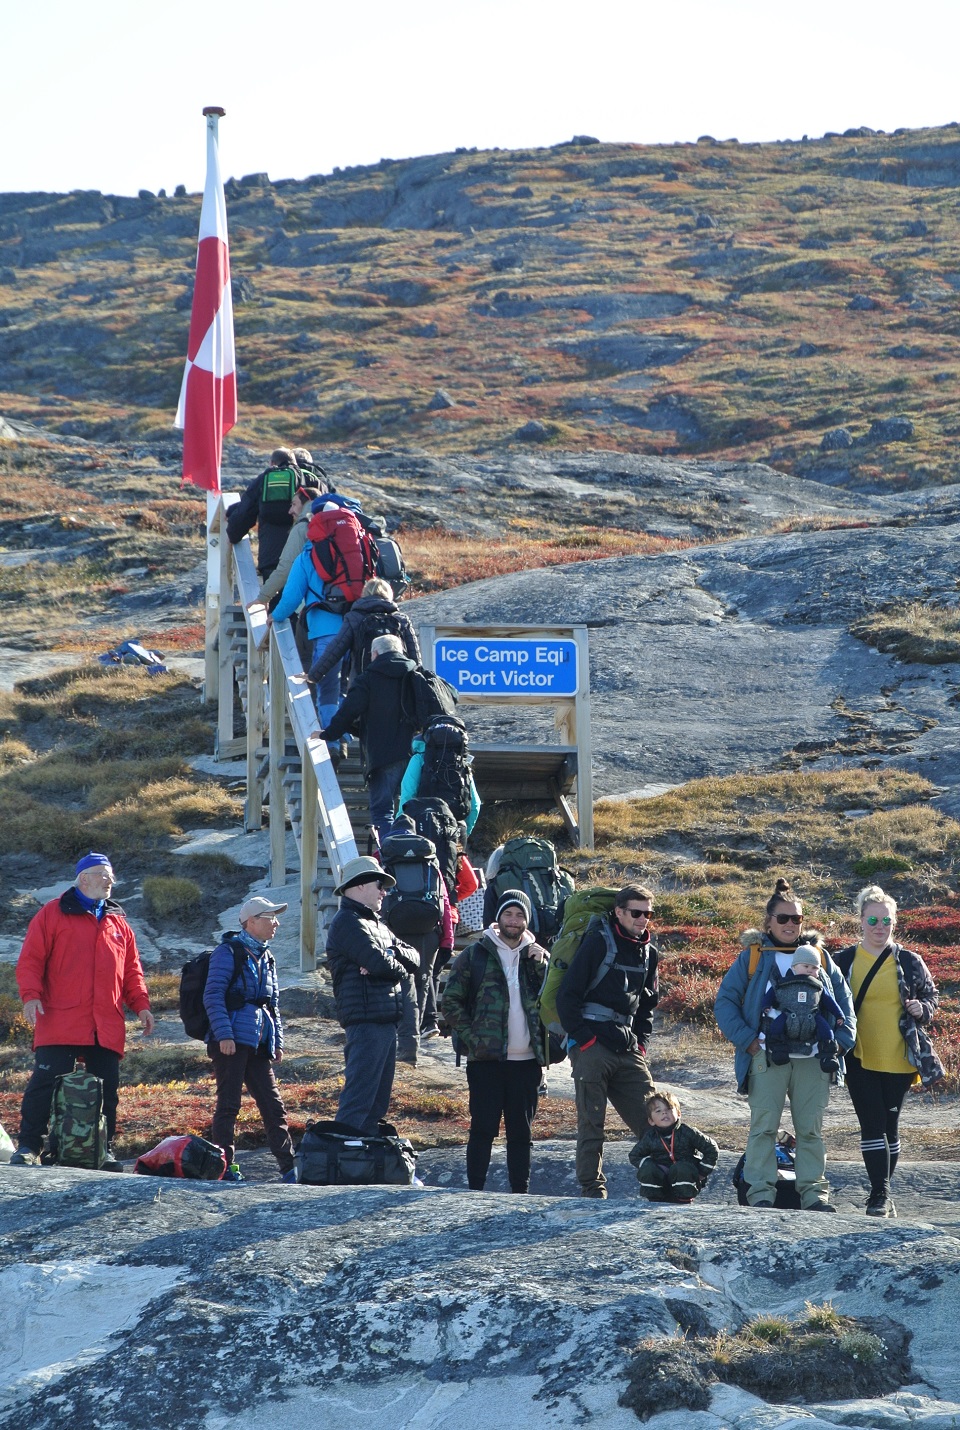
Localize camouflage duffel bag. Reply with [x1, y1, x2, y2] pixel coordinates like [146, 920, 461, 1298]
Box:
[49, 1070, 108, 1170]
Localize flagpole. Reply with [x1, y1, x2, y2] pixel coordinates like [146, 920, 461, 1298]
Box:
[202, 106, 226, 705]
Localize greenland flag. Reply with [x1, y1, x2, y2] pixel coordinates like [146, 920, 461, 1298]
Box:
[175, 111, 237, 492]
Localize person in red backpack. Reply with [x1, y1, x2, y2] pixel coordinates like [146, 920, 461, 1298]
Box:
[270, 498, 376, 730]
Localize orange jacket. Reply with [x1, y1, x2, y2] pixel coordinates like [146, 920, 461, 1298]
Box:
[17, 889, 150, 1056]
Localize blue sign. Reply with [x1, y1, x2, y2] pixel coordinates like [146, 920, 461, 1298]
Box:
[434, 638, 578, 696]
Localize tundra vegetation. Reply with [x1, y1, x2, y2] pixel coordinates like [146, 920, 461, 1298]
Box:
[1, 125, 959, 1157]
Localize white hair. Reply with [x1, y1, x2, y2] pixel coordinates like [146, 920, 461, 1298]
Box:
[370, 634, 403, 659]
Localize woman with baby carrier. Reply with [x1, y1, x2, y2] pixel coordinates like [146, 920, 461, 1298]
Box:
[834, 885, 942, 1219]
[715, 877, 856, 1211]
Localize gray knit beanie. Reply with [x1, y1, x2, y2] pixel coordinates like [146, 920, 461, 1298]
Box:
[496, 889, 532, 923]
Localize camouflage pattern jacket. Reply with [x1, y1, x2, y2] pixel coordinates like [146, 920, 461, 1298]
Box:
[441, 929, 547, 1064]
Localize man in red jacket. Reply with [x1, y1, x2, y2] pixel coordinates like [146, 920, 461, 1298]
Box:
[10, 852, 155, 1169]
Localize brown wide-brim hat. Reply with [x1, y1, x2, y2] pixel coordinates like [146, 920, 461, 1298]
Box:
[334, 856, 396, 897]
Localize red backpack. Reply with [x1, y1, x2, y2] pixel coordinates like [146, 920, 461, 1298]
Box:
[306, 507, 377, 610]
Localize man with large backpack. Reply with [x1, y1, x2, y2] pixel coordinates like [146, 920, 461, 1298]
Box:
[226, 447, 303, 581]
[270, 499, 376, 731]
[380, 815, 455, 1052]
[318, 635, 420, 846]
[9, 852, 155, 1170]
[399, 715, 481, 839]
[555, 884, 660, 1199]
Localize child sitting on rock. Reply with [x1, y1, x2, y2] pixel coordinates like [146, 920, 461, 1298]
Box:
[628, 1090, 719, 1204]
[761, 946, 844, 1076]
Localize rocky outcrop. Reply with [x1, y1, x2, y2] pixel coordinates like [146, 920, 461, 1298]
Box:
[405, 516, 960, 810]
[3, 1167, 960, 1429]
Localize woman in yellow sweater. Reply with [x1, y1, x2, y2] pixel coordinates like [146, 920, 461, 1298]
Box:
[834, 884, 940, 1219]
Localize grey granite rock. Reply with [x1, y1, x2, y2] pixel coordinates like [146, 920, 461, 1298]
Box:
[405, 520, 960, 807]
[3, 1166, 960, 1430]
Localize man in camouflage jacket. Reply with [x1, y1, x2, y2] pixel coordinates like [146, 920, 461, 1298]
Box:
[441, 890, 548, 1192]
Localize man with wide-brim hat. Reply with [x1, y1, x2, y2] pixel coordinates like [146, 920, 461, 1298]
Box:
[326, 857, 419, 1136]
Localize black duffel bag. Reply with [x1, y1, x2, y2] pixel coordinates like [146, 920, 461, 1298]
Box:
[295, 1119, 417, 1186]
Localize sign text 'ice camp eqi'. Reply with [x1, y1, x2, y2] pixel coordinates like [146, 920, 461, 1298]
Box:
[434, 637, 579, 696]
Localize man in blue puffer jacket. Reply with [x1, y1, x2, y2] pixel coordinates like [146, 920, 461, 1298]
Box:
[204, 896, 296, 1183]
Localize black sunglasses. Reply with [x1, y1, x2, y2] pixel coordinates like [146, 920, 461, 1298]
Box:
[622, 907, 653, 918]
[773, 913, 803, 925]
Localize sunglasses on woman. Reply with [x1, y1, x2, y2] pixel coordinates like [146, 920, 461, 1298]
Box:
[865, 915, 892, 927]
[773, 913, 803, 925]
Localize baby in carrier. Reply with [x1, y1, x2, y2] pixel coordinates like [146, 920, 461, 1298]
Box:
[762, 946, 844, 1075]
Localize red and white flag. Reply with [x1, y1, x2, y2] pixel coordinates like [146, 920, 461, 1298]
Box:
[175, 111, 237, 492]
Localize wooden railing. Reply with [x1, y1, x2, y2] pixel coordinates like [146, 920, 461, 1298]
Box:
[207, 496, 358, 970]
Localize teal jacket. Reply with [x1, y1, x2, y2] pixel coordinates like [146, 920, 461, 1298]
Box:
[400, 739, 481, 833]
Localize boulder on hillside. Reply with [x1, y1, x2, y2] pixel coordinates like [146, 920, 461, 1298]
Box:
[867, 416, 915, 443]
[821, 427, 854, 450]
[514, 419, 555, 442]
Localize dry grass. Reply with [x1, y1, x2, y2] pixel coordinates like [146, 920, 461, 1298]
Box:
[621, 1304, 910, 1420]
[398, 525, 691, 593]
[852, 602, 960, 664]
[0, 666, 231, 859]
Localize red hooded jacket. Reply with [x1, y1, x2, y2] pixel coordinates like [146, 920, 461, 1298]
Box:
[17, 889, 151, 1056]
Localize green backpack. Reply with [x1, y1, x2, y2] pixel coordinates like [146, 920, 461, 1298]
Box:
[259, 465, 300, 526]
[49, 1069, 108, 1169]
[538, 887, 619, 1031]
[488, 837, 575, 944]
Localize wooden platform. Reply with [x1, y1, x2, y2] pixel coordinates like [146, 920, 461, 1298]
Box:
[470, 743, 580, 841]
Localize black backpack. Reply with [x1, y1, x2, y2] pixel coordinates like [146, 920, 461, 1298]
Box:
[732, 1134, 801, 1209]
[401, 797, 461, 898]
[355, 609, 407, 676]
[179, 937, 247, 1042]
[401, 666, 459, 732]
[417, 716, 472, 824]
[380, 831, 444, 937]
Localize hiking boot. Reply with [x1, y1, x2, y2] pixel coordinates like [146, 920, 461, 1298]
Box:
[805, 1200, 837, 1212]
[580, 1186, 607, 1200]
[420, 1025, 440, 1041]
[750, 1199, 775, 1208]
[8, 1147, 41, 1167]
[222, 1165, 246, 1183]
[397, 1050, 418, 1066]
[280, 1167, 299, 1184]
[866, 1190, 896, 1218]
[100, 1146, 124, 1173]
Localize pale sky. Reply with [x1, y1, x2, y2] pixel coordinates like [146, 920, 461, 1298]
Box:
[4, 0, 959, 197]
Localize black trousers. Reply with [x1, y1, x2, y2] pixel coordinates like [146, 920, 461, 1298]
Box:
[209, 1044, 295, 1173]
[845, 1053, 914, 1194]
[465, 1059, 541, 1192]
[19, 1043, 121, 1154]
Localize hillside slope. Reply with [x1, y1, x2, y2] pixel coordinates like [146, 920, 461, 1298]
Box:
[2, 125, 960, 489]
